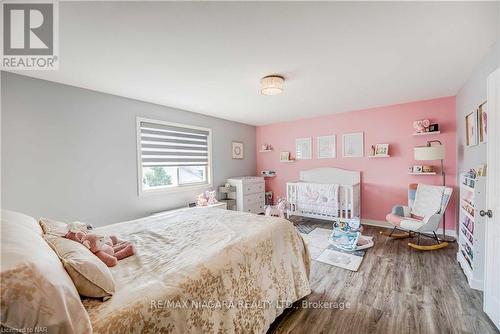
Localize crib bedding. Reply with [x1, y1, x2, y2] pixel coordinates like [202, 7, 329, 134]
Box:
[296, 182, 339, 216]
[82, 208, 311, 334]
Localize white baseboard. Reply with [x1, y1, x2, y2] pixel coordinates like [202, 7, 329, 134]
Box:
[361, 219, 457, 239]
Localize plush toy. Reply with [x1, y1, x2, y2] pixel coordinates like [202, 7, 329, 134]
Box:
[413, 119, 430, 133]
[265, 198, 288, 219]
[64, 222, 94, 241]
[205, 190, 218, 205]
[196, 193, 208, 207]
[66, 229, 135, 267]
[77, 232, 134, 267]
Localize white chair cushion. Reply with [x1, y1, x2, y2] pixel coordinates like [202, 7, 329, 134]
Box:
[400, 218, 426, 231]
[411, 184, 444, 218]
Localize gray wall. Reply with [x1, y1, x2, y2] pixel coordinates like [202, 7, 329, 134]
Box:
[456, 41, 499, 176]
[1, 72, 256, 226]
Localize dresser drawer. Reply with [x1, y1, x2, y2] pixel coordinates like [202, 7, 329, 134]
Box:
[242, 182, 264, 195]
[244, 192, 265, 205]
[243, 201, 265, 214]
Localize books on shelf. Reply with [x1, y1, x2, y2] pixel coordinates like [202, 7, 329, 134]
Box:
[457, 169, 486, 290]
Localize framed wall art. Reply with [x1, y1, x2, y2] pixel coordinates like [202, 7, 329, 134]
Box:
[317, 135, 336, 159]
[232, 141, 244, 159]
[296, 137, 312, 160]
[342, 132, 364, 158]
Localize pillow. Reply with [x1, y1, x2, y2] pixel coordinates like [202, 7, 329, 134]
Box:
[1, 210, 92, 333]
[39, 217, 69, 236]
[44, 234, 115, 299]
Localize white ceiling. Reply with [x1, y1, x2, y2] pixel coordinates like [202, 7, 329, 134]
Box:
[10, 1, 499, 125]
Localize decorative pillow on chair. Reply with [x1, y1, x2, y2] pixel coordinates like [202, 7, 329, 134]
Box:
[44, 234, 115, 299]
[1, 210, 92, 333]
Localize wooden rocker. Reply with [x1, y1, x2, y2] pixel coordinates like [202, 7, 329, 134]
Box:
[382, 183, 453, 251]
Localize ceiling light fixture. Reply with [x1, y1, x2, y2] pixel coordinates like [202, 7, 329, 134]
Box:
[261, 75, 284, 96]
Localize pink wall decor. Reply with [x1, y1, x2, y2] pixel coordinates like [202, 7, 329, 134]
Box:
[256, 96, 457, 230]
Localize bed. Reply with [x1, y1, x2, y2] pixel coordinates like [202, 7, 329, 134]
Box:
[80, 208, 311, 333]
[286, 167, 361, 222]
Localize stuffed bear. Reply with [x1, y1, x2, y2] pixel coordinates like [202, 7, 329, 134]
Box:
[64, 222, 91, 241]
[205, 190, 218, 205]
[66, 229, 135, 267]
[196, 193, 208, 207]
[65, 222, 119, 245]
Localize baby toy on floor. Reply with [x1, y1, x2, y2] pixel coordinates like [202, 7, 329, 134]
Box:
[329, 217, 374, 252]
[265, 198, 288, 219]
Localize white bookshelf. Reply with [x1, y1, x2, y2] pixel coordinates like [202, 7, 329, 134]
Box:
[457, 173, 486, 290]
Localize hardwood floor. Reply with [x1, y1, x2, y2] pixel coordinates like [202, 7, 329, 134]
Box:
[269, 219, 499, 334]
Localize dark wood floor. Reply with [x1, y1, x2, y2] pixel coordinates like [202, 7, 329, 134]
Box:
[269, 219, 499, 334]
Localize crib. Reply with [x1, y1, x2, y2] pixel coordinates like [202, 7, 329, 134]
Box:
[286, 168, 361, 222]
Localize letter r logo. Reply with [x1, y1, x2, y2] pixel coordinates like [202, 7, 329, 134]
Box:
[3, 3, 54, 55]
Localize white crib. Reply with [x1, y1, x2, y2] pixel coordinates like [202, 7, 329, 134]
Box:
[286, 168, 361, 222]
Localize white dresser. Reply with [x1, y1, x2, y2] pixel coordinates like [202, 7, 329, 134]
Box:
[226, 176, 265, 214]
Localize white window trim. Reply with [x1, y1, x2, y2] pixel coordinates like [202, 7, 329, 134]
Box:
[136, 117, 213, 196]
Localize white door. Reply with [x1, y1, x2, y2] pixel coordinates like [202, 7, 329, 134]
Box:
[484, 67, 500, 329]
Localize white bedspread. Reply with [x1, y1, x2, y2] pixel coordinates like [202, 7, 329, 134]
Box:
[297, 182, 339, 216]
[83, 208, 311, 334]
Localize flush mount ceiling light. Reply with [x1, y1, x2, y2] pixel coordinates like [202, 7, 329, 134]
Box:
[261, 75, 284, 96]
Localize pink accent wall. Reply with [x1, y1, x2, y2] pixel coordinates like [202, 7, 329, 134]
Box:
[256, 96, 457, 230]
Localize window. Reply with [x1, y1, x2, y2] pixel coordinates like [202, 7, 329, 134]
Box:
[137, 118, 211, 194]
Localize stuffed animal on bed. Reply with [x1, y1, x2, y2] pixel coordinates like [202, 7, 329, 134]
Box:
[64, 222, 94, 241]
[65, 227, 135, 267]
[77, 232, 135, 267]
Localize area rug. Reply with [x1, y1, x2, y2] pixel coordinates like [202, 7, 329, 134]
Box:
[299, 227, 370, 272]
[295, 224, 317, 234]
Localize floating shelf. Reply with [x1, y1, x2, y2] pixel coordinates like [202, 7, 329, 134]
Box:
[412, 131, 441, 136]
[259, 149, 273, 153]
[408, 172, 437, 175]
[367, 155, 390, 158]
[261, 170, 276, 178]
[280, 160, 295, 163]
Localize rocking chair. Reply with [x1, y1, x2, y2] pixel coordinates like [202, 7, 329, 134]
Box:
[381, 183, 453, 251]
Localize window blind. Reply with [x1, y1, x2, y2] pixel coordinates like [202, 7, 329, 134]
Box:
[139, 121, 210, 167]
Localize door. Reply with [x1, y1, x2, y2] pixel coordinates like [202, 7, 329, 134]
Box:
[484, 67, 500, 329]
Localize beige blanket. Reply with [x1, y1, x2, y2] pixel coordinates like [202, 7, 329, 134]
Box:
[83, 208, 311, 334]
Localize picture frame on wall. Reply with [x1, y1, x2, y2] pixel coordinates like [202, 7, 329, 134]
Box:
[317, 135, 336, 159]
[296, 137, 312, 160]
[342, 132, 364, 158]
[232, 141, 244, 159]
[478, 101, 487, 144]
[465, 110, 478, 147]
[280, 151, 291, 162]
[374, 144, 389, 156]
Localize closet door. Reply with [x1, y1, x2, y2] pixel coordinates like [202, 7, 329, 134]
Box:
[484, 67, 500, 330]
